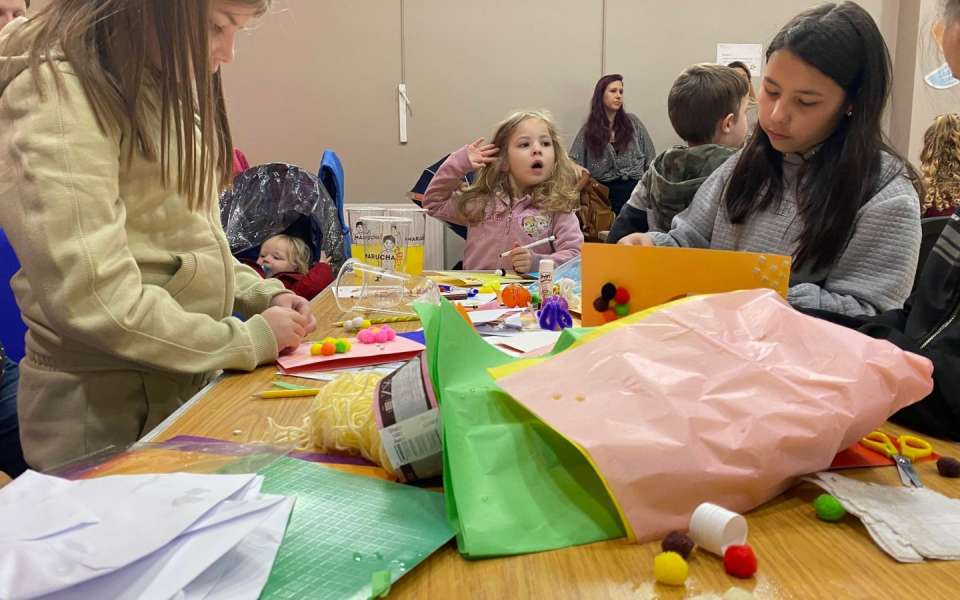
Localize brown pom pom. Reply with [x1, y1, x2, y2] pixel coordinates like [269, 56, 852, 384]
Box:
[661, 530, 695, 559]
[937, 456, 960, 478]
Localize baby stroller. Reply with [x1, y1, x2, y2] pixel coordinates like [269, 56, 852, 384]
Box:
[220, 163, 348, 282]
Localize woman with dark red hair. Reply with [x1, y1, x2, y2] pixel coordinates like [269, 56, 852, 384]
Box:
[570, 74, 656, 215]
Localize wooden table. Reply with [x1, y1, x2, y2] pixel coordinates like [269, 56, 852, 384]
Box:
[149, 289, 960, 599]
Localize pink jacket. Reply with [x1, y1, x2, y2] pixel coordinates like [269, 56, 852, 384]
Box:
[424, 146, 583, 272]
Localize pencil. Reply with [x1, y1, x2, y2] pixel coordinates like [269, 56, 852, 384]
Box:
[252, 388, 321, 399]
[499, 235, 557, 257]
[333, 315, 420, 326]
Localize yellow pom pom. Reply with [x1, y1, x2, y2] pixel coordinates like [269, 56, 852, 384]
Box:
[323, 337, 336, 345]
[653, 551, 688, 586]
[310, 342, 324, 355]
[361, 320, 372, 329]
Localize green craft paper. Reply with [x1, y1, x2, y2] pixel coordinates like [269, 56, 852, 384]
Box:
[369, 570, 391, 599]
[258, 457, 453, 600]
[414, 300, 625, 558]
[271, 380, 314, 391]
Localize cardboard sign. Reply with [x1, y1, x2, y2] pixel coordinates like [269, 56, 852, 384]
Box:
[581, 243, 791, 326]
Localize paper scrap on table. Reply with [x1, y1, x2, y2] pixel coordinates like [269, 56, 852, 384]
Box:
[482, 336, 523, 357]
[468, 308, 523, 325]
[493, 330, 561, 354]
[807, 471, 960, 563]
[277, 361, 406, 382]
[452, 293, 497, 307]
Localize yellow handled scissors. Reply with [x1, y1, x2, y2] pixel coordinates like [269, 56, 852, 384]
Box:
[860, 431, 933, 487]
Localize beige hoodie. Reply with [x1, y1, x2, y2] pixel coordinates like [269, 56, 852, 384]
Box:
[0, 18, 286, 469]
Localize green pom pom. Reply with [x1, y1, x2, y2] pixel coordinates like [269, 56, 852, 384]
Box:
[813, 494, 846, 522]
[531, 292, 541, 306]
[335, 339, 349, 354]
[614, 303, 629, 317]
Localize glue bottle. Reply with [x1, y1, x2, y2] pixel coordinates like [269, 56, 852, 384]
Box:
[538, 259, 554, 304]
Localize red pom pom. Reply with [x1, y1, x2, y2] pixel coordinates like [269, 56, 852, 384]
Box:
[614, 287, 630, 304]
[723, 544, 757, 578]
[602, 309, 617, 323]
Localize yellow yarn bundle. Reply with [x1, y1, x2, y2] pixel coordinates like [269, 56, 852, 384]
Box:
[267, 372, 392, 471]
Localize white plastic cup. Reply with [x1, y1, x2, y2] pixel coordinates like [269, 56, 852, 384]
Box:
[688, 502, 748, 555]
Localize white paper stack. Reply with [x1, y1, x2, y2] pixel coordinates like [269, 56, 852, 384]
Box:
[0, 470, 294, 600]
[808, 471, 960, 563]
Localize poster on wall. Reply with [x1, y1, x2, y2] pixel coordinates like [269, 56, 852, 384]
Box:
[716, 43, 763, 76]
[925, 62, 960, 89]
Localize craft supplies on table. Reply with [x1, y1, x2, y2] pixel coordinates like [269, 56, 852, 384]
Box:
[276, 336, 425, 374]
[859, 431, 933, 487]
[808, 471, 960, 563]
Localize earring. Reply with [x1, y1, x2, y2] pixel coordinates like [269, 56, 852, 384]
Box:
[846, 110, 853, 117]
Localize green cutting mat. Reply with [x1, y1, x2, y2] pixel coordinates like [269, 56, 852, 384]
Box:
[258, 457, 453, 600]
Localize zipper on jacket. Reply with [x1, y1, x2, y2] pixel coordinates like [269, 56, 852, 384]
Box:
[920, 298, 960, 349]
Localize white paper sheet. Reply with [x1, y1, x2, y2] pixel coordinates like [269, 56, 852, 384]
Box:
[179, 496, 295, 600]
[468, 308, 523, 325]
[493, 330, 561, 353]
[716, 43, 763, 76]
[0, 471, 257, 599]
[808, 472, 960, 562]
[44, 494, 286, 600]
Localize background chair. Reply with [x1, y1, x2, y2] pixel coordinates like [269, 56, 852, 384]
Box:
[318, 150, 351, 260]
[0, 229, 26, 362]
[914, 216, 951, 291]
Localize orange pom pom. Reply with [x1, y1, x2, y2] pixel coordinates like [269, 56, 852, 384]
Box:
[501, 284, 532, 308]
[320, 341, 337, 356]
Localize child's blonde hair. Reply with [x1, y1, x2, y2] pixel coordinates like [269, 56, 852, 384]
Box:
[920, 114, 960, 215]
[272, 234, 311, 275]
[456, 110, 580, 224]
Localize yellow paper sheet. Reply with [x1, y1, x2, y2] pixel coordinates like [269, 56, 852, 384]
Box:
[423, 270, 532, 288]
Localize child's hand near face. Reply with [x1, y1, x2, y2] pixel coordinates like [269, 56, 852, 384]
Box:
[466, 137, 499, 172]
[509, 244, 534, 274]
[318, 250, 330, 264]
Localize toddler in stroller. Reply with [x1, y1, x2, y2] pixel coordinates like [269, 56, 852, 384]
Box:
[221, 163, 347, 300]
[255, 234, 332, 300]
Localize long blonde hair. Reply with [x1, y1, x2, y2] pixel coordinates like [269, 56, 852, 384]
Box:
[457, 110, 580, 224]
[1, 0, 269, 211]
[920, 113, 960, 214]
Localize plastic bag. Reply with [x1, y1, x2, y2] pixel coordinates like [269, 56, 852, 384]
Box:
[219, 163, 347, 273]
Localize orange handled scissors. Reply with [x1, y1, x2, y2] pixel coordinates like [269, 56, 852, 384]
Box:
[860, 431, 933, 487]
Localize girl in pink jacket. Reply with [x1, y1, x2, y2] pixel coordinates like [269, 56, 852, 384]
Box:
[424, 110, 584, 274]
